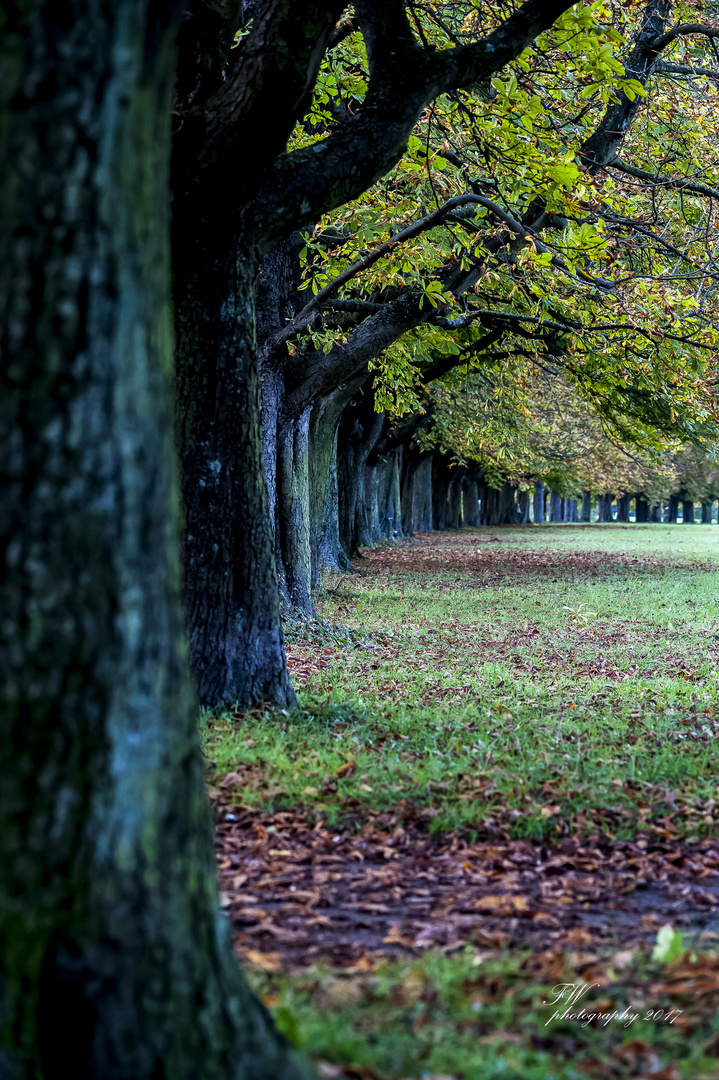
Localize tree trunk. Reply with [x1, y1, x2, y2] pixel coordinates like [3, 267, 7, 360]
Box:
[667, 495, 679, 523]
[276, 406, 315, 618]
[447, 476, 463, 529]
[597, 494, 614, 522]
[337, 399, 385, 555]
[701, 502, 712, 524]
[549, 490, 562, 522]
[517, 489, 530, 524]
[581, 490, 592, 522]
[497, 482, 517, 524]
[616, 494, 631, 523]
[533, 481, 546, 524]
[174, 232, 293, 704]
[0, 3, 307, 1076]
[309, 388, 356, 581]
[478, 481, 494, 526]
[376, 449, 404, 538]
[682, 499, 695, 524]
[402, 456, 433, 532]
[433, 458, 454, 529]
[463, 475, 481, 526]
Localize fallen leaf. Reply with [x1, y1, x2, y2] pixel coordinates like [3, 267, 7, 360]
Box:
[238, 949, 284, 972]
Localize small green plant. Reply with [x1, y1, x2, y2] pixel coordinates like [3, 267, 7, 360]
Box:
[652, 924, 684, 963]
[562, 602, 597, 627]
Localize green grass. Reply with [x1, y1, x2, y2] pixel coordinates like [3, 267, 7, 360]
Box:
[205, 523, 719, 1078]
[205, 525, 719, 842]
[248, 943, 719, 1079]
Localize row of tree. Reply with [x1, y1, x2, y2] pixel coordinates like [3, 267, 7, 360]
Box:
[3, 1, 719, 1075]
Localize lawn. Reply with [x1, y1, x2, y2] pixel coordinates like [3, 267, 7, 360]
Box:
[205, 523, 719, 1079]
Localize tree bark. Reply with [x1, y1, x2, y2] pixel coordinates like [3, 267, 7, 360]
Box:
[309, 387, 357, 579]
[0, 3, 307, 1075]
[549, 490, 562, 523]
[616, 494, 631, 523]
[174, 239, 295, 706]
[667, 494, 679, 523]
[337, 396, 385, 555]
[682, 499, 695, 524]
[581, 490, 592, 522]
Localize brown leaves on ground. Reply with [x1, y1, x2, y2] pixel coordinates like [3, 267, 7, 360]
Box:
[361, 532, 718, 587]
[215, 799, 719, 971]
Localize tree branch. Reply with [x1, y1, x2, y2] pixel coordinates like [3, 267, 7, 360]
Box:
[242, 0, 576, 250]
[579, 0, 673, 174]
[651, 22, 719, 53]
[283, 193, 494, 342]
[654, 60, 719, 79]
[607, 156, 719, 201]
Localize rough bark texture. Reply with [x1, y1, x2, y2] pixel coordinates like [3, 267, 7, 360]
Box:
[0, 3, 307, 1076]
[174, 241, 295, 705]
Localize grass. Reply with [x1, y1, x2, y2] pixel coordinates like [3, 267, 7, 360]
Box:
[204, 523, 719, 1078]
[205, 524, 719, 843]
[248, 944, 719, 1079]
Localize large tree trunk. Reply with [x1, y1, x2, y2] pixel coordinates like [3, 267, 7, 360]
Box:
[446, 475, 464, 529]
[616, 494, 631, 523]
[549, 490, 562, 522]
[174, 234, 293, 705]
[433, 458, 454, 529]
[0, 3, 306, 1076]
[667, 495, 679, 523]
[682, 499, 695, 524]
